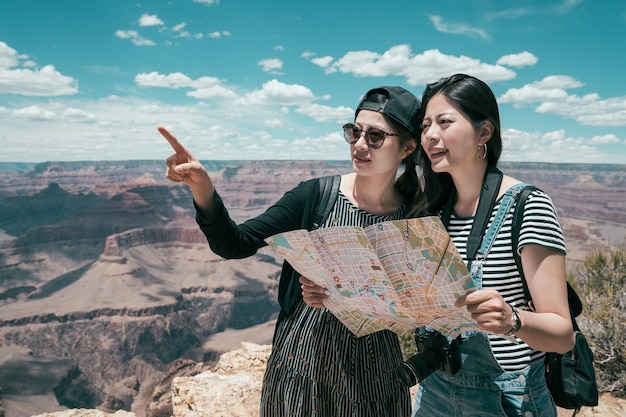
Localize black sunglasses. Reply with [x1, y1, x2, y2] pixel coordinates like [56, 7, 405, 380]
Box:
[342, 123, 398, 149]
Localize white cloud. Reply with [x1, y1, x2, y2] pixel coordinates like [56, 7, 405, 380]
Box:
[311, 56, 334, 68]
[327, 45, 516, 86]
[115, 30, 156, 46]
[207, 31, 230, 39]
[135, 71, 193, 88]
[500, 83, 570, 104]
[497, 51, 538, 68]
[0, 65, 78, 96]
[139, 13, 164, 27]
[193, 0, 220, 5]
[134, 71, 236, 99]
[192, 76, 224, 89]
[0, 41, 19, 68]
[172, 22, 192, 38]
[187, 85, 237, 99]
[534, 75, 584, 89]
[264, 119, 283, 128]
[499, 75, 583, 104]
[590, 134, 621, 144]
[499, 75, 626, 126]
[556, 0, 583, 14]
[13, 105, 56, 120]
[487, 0, 582, 20]
[258, 58, 283, 73]
[234, 79, 315, 106]
[429, 15, 490, 40]
[62, 107, 97, 123]
[296, 103, 354, 123]
[501, 128, 606, 163]
[575, 109, 626, 127]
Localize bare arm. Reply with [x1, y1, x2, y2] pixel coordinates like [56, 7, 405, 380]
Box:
[455, 245, 575, 354]
[514, 245, 575, 353]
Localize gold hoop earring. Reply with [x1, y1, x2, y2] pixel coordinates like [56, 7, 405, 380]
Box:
[478, 143, 488, 159]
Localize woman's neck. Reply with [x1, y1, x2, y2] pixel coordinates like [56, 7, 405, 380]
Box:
[341, 173, 401, 216]
[450, 165, 488, 217]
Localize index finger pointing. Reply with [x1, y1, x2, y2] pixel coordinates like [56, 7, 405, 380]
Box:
[158, 126, 188, 154]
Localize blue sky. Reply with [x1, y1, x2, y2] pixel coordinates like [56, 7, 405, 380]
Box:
[1, 0, 625, 164]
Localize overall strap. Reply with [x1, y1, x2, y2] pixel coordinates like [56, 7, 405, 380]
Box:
[478, 183, 534, 260]
[470, 182, 533, 288]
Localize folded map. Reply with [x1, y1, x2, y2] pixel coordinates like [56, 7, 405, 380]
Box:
[265, 216, 478, 338]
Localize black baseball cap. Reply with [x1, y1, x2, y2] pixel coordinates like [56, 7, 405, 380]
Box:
[355, 86, 421, 138]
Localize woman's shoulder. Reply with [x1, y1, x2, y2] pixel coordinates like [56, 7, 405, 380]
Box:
[500, 175, 544, 195]
[501, 174, 524, 190]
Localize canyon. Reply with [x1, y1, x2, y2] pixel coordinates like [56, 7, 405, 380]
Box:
[0, 160, 624, 416]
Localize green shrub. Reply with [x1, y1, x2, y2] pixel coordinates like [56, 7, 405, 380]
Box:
[570, 245, 626, 397]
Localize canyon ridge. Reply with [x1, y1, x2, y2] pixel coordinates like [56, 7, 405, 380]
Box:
[0, 160, 624, 417]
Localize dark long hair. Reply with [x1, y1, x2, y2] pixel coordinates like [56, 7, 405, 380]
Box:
[409, 74, 503, 217]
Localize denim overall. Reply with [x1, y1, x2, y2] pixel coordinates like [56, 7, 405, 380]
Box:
[412, 184, 556, 417]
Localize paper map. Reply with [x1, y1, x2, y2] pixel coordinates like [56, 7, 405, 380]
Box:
[265, 216, 479, 338]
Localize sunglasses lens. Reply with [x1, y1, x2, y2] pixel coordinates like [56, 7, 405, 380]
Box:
[343, 123, 358, 143]
[366, 129, 385, 148]
[342, 123, 389, 148]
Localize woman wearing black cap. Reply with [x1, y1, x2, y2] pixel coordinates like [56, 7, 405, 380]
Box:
[159, 85, 421, 416]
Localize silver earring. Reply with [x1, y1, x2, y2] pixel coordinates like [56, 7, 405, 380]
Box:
[478, 143, 488, 159]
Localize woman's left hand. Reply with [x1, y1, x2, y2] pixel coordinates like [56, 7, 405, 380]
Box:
[300, 276, 329, 308]
[455, 289, 515, 335]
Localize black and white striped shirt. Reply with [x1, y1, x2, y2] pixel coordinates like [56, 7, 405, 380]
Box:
[446, 189, 566, 371]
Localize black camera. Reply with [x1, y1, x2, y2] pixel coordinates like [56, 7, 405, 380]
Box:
[396, 326, 461, 387]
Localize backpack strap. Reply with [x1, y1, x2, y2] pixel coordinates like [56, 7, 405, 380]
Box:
[511, 185, 583, 321]
[309, 175, 341, 230]
[441, 165, 503, 272]
[511, 184, 539, 304]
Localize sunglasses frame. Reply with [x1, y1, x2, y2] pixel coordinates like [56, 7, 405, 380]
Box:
[342, 123, 398, 149]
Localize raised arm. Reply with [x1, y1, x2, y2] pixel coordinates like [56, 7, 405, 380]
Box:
[158, 126, 215, 216]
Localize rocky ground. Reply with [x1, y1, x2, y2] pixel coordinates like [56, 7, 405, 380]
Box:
[26, 342, 626, 417]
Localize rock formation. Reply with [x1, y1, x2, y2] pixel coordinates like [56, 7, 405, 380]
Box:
[0, 160, 624, 416]
[171, 342, 271, 416]
[168, 343, 626, 417]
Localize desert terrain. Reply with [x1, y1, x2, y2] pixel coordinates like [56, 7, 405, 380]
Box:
[0, 160, 624, 416]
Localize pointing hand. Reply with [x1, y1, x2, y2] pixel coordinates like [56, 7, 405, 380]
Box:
[158, 126, 215, 211]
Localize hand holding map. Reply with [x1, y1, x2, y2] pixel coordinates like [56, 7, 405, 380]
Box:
[265, 216, 478, 338]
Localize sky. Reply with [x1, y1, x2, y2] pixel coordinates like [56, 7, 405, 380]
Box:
[1, 0, 625, 164]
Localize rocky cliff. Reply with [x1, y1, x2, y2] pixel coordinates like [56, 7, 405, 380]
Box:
[0, 160, 624, 417]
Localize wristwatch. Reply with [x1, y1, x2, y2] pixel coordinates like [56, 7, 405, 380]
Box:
[506, 304, 522, 336]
